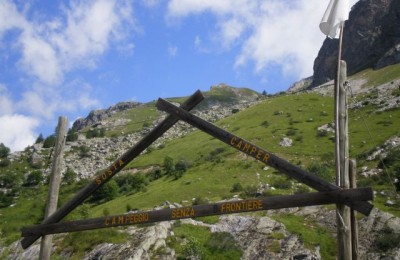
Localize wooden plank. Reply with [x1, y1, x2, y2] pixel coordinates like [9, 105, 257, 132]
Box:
[21, 188, 373, 236]
[156, 98, 374, 216]
[21, 91, 204, 249]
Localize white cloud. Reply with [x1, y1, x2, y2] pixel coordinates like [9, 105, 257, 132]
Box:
[168, 0, 359, 79]
[0, 0, 135, 84]
[0, 114, 39, 152]
[0, 84, 13, 115]
[168, 45, 178, 57]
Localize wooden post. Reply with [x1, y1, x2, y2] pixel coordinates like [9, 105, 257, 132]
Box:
[350, 159, 359, 260]
[336, 60, 352, 260]
[39, 116, 68, 260]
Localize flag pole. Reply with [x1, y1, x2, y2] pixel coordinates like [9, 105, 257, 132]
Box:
[335, 22, 344, 190]
[335, 22, 353, 260]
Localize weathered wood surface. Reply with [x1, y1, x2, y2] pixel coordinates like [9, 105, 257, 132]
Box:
[39, 116, 68, 260]
[21, 188, 373, 236]
[156, 98, 374, 216]
[21, 91, 204, 249]
[336, 60, 352, 260]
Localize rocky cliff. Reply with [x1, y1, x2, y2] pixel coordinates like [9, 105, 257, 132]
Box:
[311, 0, 400, 88]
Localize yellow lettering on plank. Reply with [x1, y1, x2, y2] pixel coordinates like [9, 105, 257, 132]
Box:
[242, 143, 251, 153]
[105, 217, 110, 226]
[118, 215, 124, 225]
[249, 146, 257, 155]
[256, 150, 264, 160]
[236, 140, 243, 149]
[230, 137, 237, 146]
[262, 153, 270, 163]
[119, 159, 124, 166]
[111, 217, 116, 225]
[220, 200, 263, 213]
[172, 207, 195, 219]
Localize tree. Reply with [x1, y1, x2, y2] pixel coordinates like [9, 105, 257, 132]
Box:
[262, 90, 267, 96]
[66, 128, 78, 142]
[25, 170, 44, 186]
[90, 180, 119, 203]
[35, 134, 44, 144]
[0, 143, 10, 158]
[43, 135, 56, 148]
[164, 156, 174, 175]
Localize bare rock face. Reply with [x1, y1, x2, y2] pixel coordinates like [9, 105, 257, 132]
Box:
[73, 102, 142, 131]
[211, 215, 320, 260]
[311, 0, 400, 88]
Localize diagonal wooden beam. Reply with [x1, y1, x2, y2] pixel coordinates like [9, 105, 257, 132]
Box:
[21, 188, 373, 236]
[156, 98, 374, 215]
[21, 91, 204, 249]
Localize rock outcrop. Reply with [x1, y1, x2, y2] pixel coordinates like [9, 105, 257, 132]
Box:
[311, 0, 400, 88]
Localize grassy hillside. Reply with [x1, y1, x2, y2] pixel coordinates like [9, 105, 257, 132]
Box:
[0, 70, 399, 257]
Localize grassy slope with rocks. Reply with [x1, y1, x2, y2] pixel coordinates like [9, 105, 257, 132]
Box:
[0, 71, 399, 258]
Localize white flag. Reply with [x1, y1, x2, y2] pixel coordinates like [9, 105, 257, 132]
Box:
[319, 0, 350, 39]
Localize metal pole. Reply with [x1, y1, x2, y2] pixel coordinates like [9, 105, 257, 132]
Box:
[39, 116, 68, 260]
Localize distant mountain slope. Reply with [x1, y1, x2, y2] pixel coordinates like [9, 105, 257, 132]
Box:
[72, 83, 263, 133]
[311, 0, 400, 88]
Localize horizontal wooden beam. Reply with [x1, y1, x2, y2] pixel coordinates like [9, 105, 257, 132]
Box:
[156, 98, 374, 216]
[21, 188, 373, 236]
[21, 91, 205, 249]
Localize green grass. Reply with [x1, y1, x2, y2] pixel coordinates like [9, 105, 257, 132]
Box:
[167, 223, 242, 259]
[1, 86, 400, 253]
[54, 228, 128, 259]
[105, 105, 159, 137]
[352, 63, 400, 87]
[274, 214, 336, 260]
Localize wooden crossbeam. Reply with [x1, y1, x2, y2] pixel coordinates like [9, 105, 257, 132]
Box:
[156, 98, 374, 216]
[21, 188, 373, 236]
[20, 91, 204, 249]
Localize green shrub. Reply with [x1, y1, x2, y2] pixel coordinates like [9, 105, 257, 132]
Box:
[205, 232, 239, 253]
[286, 129, 297, 136]
[66, 128, 78, 142]
[164, 156, 174, 174]
[90, 180, 119, 203]
[231, 182, 243, 192]
[375, 226, 400, 251]
[316, 129, 328, 137]
[183, 237, 204, 259]
[24, 170, 44, 186]
[192, 197, 208, 205]
[0, 158, 10, 167]
[79, 145, 90, 158]
[63, 167, 77, 185]
[307, 162, 333, 182]
[261, 120, 270, 128]
[0, 143, 10, 158]
[241, 185, 258, 198]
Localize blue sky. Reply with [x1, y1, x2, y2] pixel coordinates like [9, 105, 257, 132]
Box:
[0, 0, 357, 151]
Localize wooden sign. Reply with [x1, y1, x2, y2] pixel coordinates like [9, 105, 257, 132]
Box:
[21, 188, 373, 236]
[20, 91, 204, 249]
[156, 98, 373, 215]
